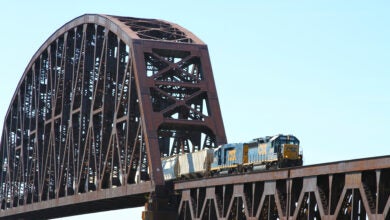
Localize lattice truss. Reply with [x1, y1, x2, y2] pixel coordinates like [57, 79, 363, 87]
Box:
[0, 15, 226, 209]
[178, 169, 390, 220]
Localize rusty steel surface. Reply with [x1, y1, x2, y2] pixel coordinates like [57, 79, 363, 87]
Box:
[175, 156, 390, 219]
[1, 13, 389, 220]
[0, 182, 153, 219]
[289, 155, 390, 178]
[0, 14, 226, 219]
[175, 170, 290, 190]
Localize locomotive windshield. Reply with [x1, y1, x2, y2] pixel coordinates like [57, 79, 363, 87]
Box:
[277, 135, 299, 145]
[272, 135, 299, 153]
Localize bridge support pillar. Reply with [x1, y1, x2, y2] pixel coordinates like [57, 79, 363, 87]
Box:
[142, 186, 178, 220]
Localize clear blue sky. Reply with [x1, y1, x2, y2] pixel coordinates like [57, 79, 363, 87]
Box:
[0, 1, 389, 219]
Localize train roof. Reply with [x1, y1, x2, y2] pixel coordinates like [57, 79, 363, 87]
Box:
[252, 134, 299, 143]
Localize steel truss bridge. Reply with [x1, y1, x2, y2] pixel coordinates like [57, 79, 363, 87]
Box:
[176, 156, 390, 220]
[0, 14, 389, 219]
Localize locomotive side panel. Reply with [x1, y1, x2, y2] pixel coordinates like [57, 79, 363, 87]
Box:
[211, 143, 245, 167]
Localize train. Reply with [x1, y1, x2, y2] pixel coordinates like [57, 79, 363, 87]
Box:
[161, 134, 303, 180]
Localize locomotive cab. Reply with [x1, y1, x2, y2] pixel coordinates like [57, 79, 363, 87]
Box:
[272, 135, 303, 168]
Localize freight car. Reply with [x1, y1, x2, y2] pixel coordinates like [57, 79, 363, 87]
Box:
[161, 134, 303, 180]
[161, 148, 214, 180]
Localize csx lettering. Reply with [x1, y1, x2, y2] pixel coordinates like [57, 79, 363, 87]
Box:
[228, 150, 236, 161]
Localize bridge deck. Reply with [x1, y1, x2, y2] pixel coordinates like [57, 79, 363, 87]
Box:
[0, 182, 153, 219]
[175, 156, 390, 220]
[175, 155, 390, 190]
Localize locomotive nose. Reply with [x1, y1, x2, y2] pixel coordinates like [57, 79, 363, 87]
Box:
[283, 144, 299, 160]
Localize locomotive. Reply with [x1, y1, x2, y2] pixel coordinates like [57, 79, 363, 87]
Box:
[161, 134, 303, 180]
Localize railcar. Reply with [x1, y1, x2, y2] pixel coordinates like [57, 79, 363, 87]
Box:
[177, 149, 214, 178]
[161, 156, 178, 181]
[161, 148, 214, 180]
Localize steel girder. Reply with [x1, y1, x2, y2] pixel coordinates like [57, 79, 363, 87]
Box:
[0, 14, 226, 218]
[175, 156, 390, 220]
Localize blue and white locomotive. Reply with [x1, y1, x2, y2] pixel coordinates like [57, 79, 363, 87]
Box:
[210, 134, 303, 174]
[161, 134, 303, 180]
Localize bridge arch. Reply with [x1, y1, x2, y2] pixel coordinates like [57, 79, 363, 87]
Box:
[0, 14, 226, 218]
